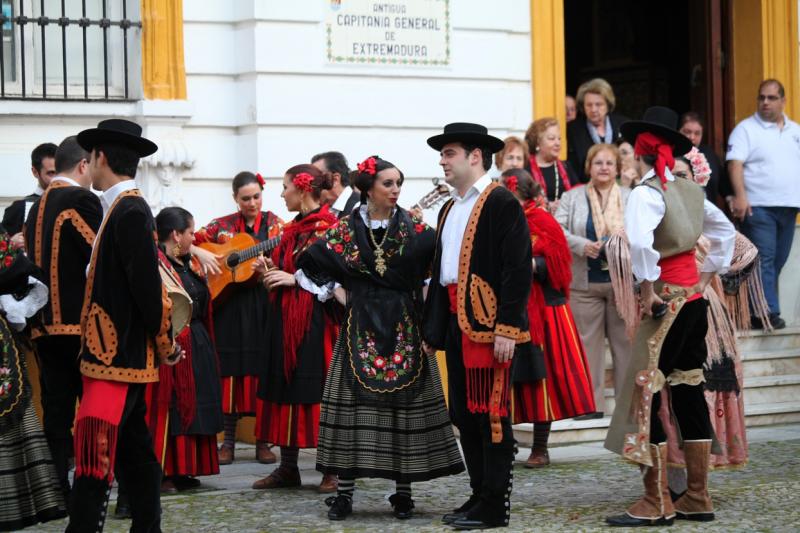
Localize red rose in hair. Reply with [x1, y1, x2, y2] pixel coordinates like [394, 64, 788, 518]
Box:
[505, 176, 518, 193]
[357, 157, 377, 176]
[255, 173, 266, 187]
[292, 172, 314, 193]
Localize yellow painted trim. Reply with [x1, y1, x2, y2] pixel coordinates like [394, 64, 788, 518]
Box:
[140, 0, 187, 100]
[436, 350, 448, 406]
[761, 0, 800, 120]
[530, 0, 567, 158]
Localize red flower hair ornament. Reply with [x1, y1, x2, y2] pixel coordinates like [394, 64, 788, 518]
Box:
[292, 172, 314, 193]
[357, 156, 377, 176]
[255, 173, 266, 187]
[505, 176, 518, 193]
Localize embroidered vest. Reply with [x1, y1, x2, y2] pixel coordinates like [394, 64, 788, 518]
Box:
[643, 177, 704, 259]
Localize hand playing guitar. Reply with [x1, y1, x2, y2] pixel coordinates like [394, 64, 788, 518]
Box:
[255, 256, 296, 290]
[191, 245, 223, 275]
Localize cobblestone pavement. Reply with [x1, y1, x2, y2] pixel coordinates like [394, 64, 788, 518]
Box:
[30, 425, 800, 532]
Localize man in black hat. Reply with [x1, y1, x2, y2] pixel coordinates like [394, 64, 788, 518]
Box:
[423, 123, 536, 529]
[604, 107, 734, 527]
[67, 119, 179, 533]
[23, 136, 102, 499]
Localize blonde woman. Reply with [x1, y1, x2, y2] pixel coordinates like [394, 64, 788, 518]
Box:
[555, 143, 632, 418]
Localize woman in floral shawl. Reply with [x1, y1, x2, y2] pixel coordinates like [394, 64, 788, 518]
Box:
[297, 156, 464, 521]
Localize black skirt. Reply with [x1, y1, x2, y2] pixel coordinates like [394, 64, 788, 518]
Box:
[213, 284, 269, 377]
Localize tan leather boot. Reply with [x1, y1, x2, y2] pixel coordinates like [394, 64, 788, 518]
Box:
[675, 440, 715, 521]
[606, 442, 675, 527]
[256, 441, 277, 464]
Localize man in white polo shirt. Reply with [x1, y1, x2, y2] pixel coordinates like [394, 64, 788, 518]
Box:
[727, 79, 800, 330]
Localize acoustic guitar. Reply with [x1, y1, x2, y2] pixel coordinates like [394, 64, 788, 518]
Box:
[198, 233, 281, 301]
[411, 179, 451, 212]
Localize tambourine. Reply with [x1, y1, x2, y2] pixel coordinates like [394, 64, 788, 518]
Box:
[159, 262, 193, 337]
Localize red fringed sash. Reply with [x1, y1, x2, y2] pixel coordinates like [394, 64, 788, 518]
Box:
[271, 205, 337, 381]
[523, 203, 573, 345]
[74, 376, 128, 483]
[447, 285, 510, 418]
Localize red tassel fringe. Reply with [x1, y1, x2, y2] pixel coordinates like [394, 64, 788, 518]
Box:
[174, 329, 197, 430]
[73, 416, 119, 483]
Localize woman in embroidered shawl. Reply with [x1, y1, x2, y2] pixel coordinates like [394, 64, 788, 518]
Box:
[0, 232, 66, 530]
[251, 164, 340, 492]
[296, 156, 464, 521]
[192, 171, 283, 465]
[144, 207, 223, 492]
[501, 169, 595, 468]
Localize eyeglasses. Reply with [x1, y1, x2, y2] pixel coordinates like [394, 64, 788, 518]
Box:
[758, 94, 781, 102]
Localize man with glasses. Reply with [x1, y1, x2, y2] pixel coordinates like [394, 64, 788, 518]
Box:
[726, 79, 800, 329]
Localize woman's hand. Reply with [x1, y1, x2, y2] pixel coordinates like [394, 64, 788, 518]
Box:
[584, 241, 603, 259]
[333, 287, 347, 306]
[547, 199, 560, 215]
[192, 245, 222, 275]
[263, 269, 296, 289]
[619, 167, 639, 188]
[254, 255, 273, 277]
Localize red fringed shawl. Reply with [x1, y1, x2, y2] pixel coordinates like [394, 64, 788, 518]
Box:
[524, 202, 573, 345]
[529, 156, 573, 198]
[271, 205, 338, 381]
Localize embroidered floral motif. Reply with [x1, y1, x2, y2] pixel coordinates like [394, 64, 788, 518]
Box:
[0, 237, 20, 268]
[0, 364, 12, 400]
[356, 313, 416, 384]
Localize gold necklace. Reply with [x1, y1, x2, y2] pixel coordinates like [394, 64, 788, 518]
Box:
[366, 214, 390, 276]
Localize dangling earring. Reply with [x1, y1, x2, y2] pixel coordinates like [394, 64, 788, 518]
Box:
[173, 242, 182, 257]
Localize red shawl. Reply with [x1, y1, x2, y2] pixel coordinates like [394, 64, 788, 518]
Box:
[529, 156, 573, 198]
[271, 205, 338, 381]
[524, 202, 573, 345]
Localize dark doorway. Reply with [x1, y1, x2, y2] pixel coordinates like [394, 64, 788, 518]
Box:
[564, 0, 730, 153]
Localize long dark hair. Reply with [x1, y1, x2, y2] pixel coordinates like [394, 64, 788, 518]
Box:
[285, 164, 334, 201]
[156, 206, 194, 243]
[232, 171, 262, 195]
[353, 156, 404, 204]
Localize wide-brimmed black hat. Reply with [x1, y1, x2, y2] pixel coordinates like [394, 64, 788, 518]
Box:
[77, 119, 158, 157]
[620, 106, 692, 156]
[427, 122, 505, 153]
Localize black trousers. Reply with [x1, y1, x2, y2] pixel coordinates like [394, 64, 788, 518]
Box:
[67, 383, 162, 533]
[445, 315, 515, 525]
[650, 298, 713, 444]
[35, 335, 83, 495]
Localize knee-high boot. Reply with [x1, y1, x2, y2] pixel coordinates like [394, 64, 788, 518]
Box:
[675, 440, 714, 521]
[606, 442, 675, 527]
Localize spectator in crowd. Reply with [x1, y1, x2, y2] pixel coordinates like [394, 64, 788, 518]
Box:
[556, 143, 632, 419]
[615, 138, 639, 188]
[679, 111, 725, 205]
[1, 142, 57, 248]
[726, 79, 800, 329]
[567, 78, 628, 183]
[525, 117, 577, 213]
[565, 95, 577, 123]
[495, 136, 529, 172]
[311, 151, 360, 218]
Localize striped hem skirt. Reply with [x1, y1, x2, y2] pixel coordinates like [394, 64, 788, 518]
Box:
[0, 406, 66, 530]
[221, 375, 263, 416]
[256, 401, 321, 448]
[316, 335, 465, 483]
[513, 303, 596, 423]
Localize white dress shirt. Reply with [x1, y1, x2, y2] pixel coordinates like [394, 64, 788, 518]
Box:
[50, 176, 81, 187]
[331, 186, 359, 214]
[438, 173, 493, 286]
[625, 169, 735, 282]
[23, 185, 46, 223]
[100, 180, 138, 217]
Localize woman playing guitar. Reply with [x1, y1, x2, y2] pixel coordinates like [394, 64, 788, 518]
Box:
[192, 171, 283, 465]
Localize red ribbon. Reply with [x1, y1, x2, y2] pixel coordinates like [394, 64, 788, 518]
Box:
[292, 172, 314, 193]
[357, 156, 377, 175]
[634, 132, 675, 190]
[255, 173, 265, 187]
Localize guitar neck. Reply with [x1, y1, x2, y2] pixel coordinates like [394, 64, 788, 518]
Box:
[237, 235, 281, 262]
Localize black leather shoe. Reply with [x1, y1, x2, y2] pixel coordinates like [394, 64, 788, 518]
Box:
[606, 513, 674, 527]
[389, 493, 414, 519]
[450, 517, 503, 530]
[325, 495, 353, 521]
[769, 313, 787, 330]
[113, 494, 131, 520]
[442, 494, 481, 524]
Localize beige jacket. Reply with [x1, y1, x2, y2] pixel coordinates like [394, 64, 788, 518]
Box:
[555, 185, 631, 291]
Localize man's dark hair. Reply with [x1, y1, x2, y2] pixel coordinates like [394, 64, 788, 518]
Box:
[95, 143, 140, 178]
[759, 78, 785, 98]
[311, 151, 350, 187]
[55, 136, 89, 174]
[460, 143, 493, 172]
[641, 154, 657, 167]
[31, 142, 58, 172]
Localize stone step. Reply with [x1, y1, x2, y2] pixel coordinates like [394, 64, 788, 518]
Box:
[740, 347, 800, 378]
[735, 326, 800, 352]
[738, 374, 800, 404]
[513, 400, 800, 446]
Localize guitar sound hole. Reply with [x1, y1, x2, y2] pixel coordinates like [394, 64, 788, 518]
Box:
[226, 253, 241, 268]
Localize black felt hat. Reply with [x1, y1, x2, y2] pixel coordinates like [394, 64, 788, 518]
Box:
[77, 119, 158, 157]
[427, 122, 505, 153]
[620, 106, 693, 156]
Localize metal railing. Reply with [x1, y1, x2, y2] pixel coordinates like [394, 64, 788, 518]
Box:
[0, 0, 141, 100]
